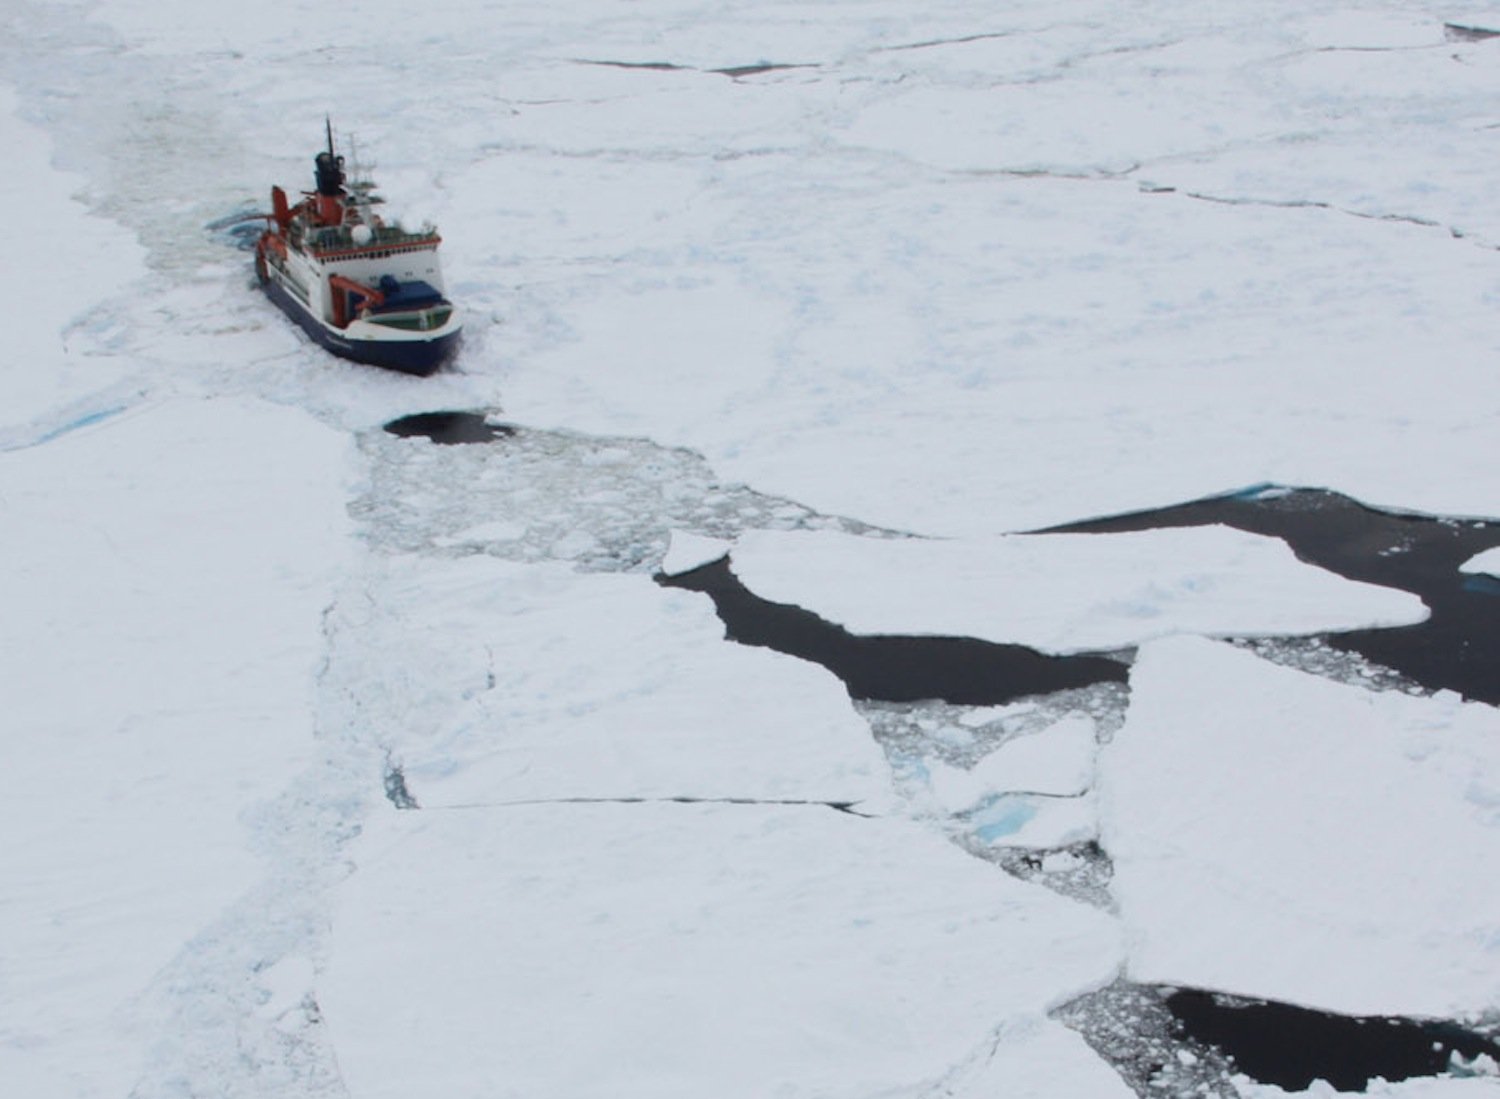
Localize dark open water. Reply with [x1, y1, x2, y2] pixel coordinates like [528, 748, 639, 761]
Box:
[658, 556, 1129, 704]
[1047, 486, 1500, 704]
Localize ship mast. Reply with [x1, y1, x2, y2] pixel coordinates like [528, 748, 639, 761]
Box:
[313, 117, 346, 226]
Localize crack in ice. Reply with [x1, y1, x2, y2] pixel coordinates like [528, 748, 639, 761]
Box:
[424, 795, 875, 816]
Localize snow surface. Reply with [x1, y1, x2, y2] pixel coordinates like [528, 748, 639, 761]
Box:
[726, 526, 1428, 652]
[4, 0, 1500, 1095]
[1101, 636, 1500, 1018]
[0, 398, 351, 1097]
[335, 552, 893, 809]
[938, 1015, 1138, 1099]
[0, 86, 145, 435]
[325, 803, 1120, 1099]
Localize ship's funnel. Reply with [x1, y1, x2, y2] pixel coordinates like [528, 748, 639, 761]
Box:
[315, 150, 345, 196]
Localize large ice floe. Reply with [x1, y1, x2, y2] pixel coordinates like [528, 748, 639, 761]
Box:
[0, 87, 146, 438]
[725, 526, 1428, 653]
[0, 398, 352, 1096]
[331, 553, 892, 809]
[324, 804, 1122, 1099]
[1100, 636, 1500, 1020]
[316, 555, 1121, 1099]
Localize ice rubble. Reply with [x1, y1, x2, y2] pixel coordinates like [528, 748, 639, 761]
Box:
[725, 525, 1427, 653]
[1238, 1074, 1500, 1099]
[928, 715, 1098, 808]
[920, 717, 1101, 850]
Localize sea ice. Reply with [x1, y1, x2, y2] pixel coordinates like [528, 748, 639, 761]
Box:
[0, 87, 145, 431]
[328, 553, 892, 809]
[1446, 12, 1500, 37]
[431, 518, 529, 546]
[928, 715, 1097, 810]
[1236, 1074, 1500, 1098]
[660, 528, 733, 575]
[938, 1015, 1136, 1098]
[968, 792, 1097, 850]
[1294, 10, 1443, 50]
[1100, 636, 1500, 1018]
[8, 0, 1500, 1094]
[726, 525, 1426, 653]
[323, 802, 1121, 1099]
[0, 397, 351, 1097]
[1462, 547, 1500, 576]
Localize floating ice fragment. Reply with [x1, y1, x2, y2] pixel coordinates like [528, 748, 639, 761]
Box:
[728, 526, 1428, 654]
[661, 530, 733, 576]
[1460, 547, 1500, 577]
[1450, 1050, 1500, 1077]
[971, 796, 1037, 843]
[969, 794, 1096, 850]
[929, 717, 1097, 812]
[932, 724, 977, 749]
[958, 703, 1038, 728]
[1041, 850, 1084, 874]
[432, 519, 528, 546]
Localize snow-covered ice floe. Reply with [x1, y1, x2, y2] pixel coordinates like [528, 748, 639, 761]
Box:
[1462, 547, 1500, 577]
[1100, 636, 1500, 1019]
[1237, 1069, 1500, 1098]
[928, 715, 1098, 808]
[0, 86, 146, 433]
[919, 716, 1101, 850]
[317, 546, 1130, 1097]
[660, 528, 733, 576]
[324, 802, 1122, 1099]
[0, 397, 352, 1096]
[726, 526, 1427, 653]
[335, 553, 892, 809]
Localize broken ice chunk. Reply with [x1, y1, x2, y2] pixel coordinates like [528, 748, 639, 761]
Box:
[661, 529, 733, 576]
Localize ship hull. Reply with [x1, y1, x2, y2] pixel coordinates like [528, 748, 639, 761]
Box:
[262, 272, 460, 377]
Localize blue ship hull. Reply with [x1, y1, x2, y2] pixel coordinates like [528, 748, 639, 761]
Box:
[263, 276, 460, 377]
